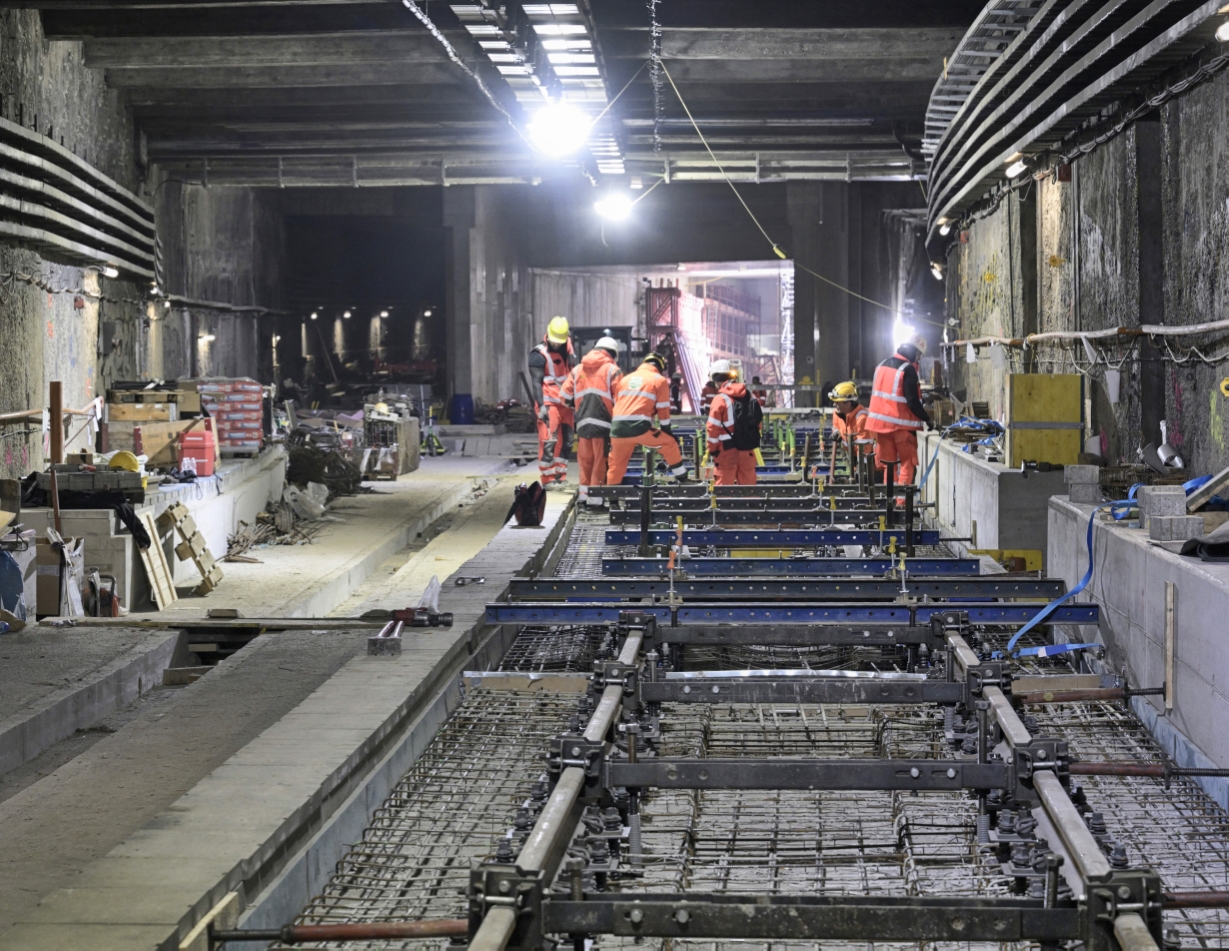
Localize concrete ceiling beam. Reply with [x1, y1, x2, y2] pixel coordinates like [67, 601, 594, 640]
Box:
[83, 31, 450, 68]
[103, 62, 468, 88]
[600, 27, 964, 61]
[41, 3, 408, 38]
[588, 0, 988, 30]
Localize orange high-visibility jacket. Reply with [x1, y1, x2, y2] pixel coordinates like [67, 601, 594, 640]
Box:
[532, 341, 573, 408]
[611, 363, 672, 438]
[866, 353, 926, 432]
[706, 381, 751, 453]
[562, 349, 622, 438]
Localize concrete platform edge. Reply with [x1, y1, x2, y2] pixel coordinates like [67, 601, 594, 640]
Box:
[0, 631, 182, 776]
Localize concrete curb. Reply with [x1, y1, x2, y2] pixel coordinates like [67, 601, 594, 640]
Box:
[275, 480, 476, 619]
[0, 631, 181, 777]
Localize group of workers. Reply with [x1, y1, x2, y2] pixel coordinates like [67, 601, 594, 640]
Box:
[528, 316, 930, 496]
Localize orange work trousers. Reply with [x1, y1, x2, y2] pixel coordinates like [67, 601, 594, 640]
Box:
[536, 405, 570, 484]
[714, 449, 757, 486]
[607, 430, 683, 486]
[873, 429, 919, 484]
[577, 436, 609, 487]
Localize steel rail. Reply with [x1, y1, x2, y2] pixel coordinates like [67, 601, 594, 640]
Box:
[605, 528, 941, 546]
[600, 557, 981, 576]
[508, 577, 1066, 600]
[469, 630, 642, 951]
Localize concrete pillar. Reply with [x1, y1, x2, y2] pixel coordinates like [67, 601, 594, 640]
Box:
[787, 183, 820, 394]
[814, 183, 851, 390]
[443, 186, 475, 398]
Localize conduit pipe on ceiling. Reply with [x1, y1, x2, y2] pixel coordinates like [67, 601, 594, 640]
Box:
[949, 318, 1229, 349]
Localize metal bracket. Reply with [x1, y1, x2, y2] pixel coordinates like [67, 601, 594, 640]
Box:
[968, 661, 1008, 700]
[468, 864, 546, 951]
[1082, 870, 1163, 951]
[594, 658, 637, 695]
[547, 734, 607, 800]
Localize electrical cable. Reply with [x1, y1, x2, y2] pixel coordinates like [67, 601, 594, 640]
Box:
[658, 61, 916, 321]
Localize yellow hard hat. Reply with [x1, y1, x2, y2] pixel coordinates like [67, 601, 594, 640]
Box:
[547, 316, 570, 345]
[109, 450, 139, 472]
[829, 381, 859, 402]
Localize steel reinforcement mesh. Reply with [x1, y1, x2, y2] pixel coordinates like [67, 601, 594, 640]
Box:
[278, 690, 574, 949]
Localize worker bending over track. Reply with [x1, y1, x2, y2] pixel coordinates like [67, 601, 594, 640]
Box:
[528, 316, 575, 487]
[865, 334, 931, 484]
[829, 381, 876, 474]
[562, 336, 622, 505]
[606, 352, 690, 485]
[706, 359, 762, 486]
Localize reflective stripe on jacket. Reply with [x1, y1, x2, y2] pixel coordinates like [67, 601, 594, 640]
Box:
[562, 349, 622, 438]
[611, 363, 672, 438]
[533, 342, 573, 406]
[865, 354, 924, 432]
[706, 381, 749, 452]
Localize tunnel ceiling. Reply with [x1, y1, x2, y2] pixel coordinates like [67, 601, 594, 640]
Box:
[34, 0, 987, 187]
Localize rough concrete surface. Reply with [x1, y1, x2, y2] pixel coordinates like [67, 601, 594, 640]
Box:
[0, 464, 536, 945]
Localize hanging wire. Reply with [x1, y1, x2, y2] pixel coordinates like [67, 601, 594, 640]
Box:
[647, 0, 664, 154]
[658, 61, 914, 321]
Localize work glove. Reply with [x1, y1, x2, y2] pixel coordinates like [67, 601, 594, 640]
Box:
[537, 405, 550, 422]
[709, 445, 720, 458]
[926, 418, 937, 431]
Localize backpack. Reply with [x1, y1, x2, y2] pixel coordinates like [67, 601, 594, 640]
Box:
[726, 392, 763, 450]
[506, 482, 547, 527]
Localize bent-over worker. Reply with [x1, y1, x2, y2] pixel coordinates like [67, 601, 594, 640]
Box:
[606, 352, 690, 485]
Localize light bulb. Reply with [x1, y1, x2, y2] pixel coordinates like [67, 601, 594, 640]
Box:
[939, 222, 952, 236]
[1217, 20, 1229, 41]
[343, 310, 351, 319]
[199, 333, 216, 343]
[527, 102, 591, 157]
[1006, 159, 1027, 178]
[380, 310, 389, 318]
[424, 309, 433, 317]
[892, 317, 917, 348]
[311, 311, 318, 320]
[101, 265, 119, 278]
[594, 193, 633, 221]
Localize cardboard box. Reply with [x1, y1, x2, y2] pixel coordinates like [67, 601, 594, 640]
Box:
[36, 536, 83, 617]
[108, 402, 176, 422]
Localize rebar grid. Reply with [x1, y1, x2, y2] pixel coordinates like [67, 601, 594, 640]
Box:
[279, 690, 574, 949]
[552, 518, 609, 577]
[498, 624, 612, 672]
[1031, 700, 1229, 946]
[602, 701, 1014, 951]
[685, 642, 913, 673]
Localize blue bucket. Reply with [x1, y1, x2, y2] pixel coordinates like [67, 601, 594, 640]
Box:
[449, 393, 474, 425]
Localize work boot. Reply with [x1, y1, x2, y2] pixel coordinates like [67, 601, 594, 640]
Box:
[668, 463, 692, 483]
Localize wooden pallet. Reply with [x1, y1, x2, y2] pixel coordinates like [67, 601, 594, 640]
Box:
[137, 510, 179, 610]
[157, 501, 223, 595]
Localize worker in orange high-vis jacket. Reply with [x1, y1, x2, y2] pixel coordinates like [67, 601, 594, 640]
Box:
[864, 333, 932, 484]
[606, 352, 691, 485]
[828, 380, 875, 477]
[529, 316, 575, 487]
[700, 378, 719, 416]
[706, 360, 762, 486]
[562, 336, 622, 505]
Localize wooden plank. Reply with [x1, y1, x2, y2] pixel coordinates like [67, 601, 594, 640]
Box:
[108, 402, 175, 421]
[1186, 463, 1229, 512]
[1005, 373, 1082, 468]
[136, 510, 178, 610]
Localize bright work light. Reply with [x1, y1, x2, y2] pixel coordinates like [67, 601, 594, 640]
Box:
[527, 102, 591, 157]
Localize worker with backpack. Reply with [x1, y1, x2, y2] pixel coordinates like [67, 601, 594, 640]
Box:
[705, 360, 762, 486]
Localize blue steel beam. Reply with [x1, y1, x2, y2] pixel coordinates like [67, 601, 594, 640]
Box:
[601, 558, 981, 575]
[606, 529, 941, 547]
[483, 601, 1100, 625]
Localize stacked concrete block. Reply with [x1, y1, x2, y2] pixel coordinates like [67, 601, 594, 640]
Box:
[1064, 465, 1102, 504]
[1149, 515, 1204, 541]
[1137, 485, 1187, 519]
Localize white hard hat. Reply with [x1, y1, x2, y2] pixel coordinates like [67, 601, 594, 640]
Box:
[710, 359, 731, 379]
[595, 336, 620, 355]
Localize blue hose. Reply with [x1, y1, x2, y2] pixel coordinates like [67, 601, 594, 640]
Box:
[1002, 499, 1130, 656]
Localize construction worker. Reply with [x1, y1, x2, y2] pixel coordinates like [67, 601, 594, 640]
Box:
[607, 352, 690, 485]
[562, 336, 622, 505]
[706, 359, 762, 486]
[700, 377, 719, 415]
[828, 380, 874, 476]
[528, 316, 574, 487]
[750, 376, 769, 408]
[865, 333, 932, 484]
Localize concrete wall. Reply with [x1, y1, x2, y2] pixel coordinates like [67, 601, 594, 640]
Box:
[0, 11, 144, 479]
[1048, 497, 1229, 802]
[947, 63, 1229, 473]
[0, 13, 287, 484]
